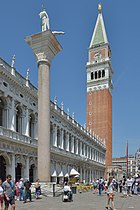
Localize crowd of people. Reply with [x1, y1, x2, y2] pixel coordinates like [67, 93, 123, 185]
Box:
[0, 175, 41, 210]
[92, 175, 140, 210]
[93, 175, 140, 196]
[0, 173, 140, 210]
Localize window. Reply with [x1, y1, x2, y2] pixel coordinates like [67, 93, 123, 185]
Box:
[0, 98, 4, 126]
[91, 72, 94, 80]
[29, 114, 35, 138]
[98, 71, 101, 78]
[3, 82, 8, 87]
[102, 70, 105, 77]
[16, 106, 22, 133]
[95, 71, 97, 79]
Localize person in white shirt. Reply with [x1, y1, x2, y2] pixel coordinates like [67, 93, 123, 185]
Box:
[126, 177, 133, 196]
[64, 183, 71, 192]
[63, 182, 72, 201]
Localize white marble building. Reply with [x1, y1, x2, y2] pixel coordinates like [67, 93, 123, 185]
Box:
[0, 56, 106, 183]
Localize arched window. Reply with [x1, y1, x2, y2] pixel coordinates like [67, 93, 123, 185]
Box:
[29, 114, 35, 138]
[98, 71, 101, 78]
[0, 98, 4, 126]
[95, 71, 97, 79]
[16, 105, 22, 133]
[91, 72, 94, 80]
[102, 69, 105, 77]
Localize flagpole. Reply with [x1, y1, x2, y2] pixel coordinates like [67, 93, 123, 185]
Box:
[126, 141, 128, 177]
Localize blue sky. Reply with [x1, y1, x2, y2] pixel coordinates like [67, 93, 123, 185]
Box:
[0, 0, 139, 157]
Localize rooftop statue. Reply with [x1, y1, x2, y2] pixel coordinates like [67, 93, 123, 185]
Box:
[98, 3, 102, 12]
[11, 54, 15, 68]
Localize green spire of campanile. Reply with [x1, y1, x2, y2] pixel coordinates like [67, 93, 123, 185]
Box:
[89, 3, 108, 48]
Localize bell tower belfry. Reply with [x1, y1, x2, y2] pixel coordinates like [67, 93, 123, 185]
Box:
[86, 3, 113, 172]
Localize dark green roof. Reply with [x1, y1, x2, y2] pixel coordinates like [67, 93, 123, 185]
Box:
[92, 18, 105, 46]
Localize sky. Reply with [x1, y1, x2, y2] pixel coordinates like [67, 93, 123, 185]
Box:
[0, 0, 139, 158]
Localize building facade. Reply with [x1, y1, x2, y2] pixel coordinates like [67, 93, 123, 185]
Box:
[86, 4, 113, 172]
[112, 153, 139, 177]
[0, 55, 106, 182]
[135, 148, 140, 173]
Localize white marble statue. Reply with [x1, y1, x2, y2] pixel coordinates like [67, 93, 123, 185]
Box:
[26, 68, 30, 80]
[11, 54, 15, 68]
[39, 7, 50, 31]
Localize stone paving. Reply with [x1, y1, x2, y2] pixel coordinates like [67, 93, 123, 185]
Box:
[15, 191, 140, 210]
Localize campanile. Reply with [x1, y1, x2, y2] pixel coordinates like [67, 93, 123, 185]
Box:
[86, 4, 113, 172]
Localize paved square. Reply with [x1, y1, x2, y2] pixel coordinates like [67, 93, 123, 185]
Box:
[16, 192, 140, 210]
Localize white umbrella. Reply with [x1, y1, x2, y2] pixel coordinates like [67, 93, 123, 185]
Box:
[70, 168, 80, 176]
[51, 170, 57, 177]
[58, 171, 64, 177]
[64, 173, 69, 177]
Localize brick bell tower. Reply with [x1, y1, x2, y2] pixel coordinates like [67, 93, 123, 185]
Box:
[86, 3, 113, 173]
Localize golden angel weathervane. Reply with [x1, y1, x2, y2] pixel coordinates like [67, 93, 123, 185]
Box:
[98, 3, 102, 12]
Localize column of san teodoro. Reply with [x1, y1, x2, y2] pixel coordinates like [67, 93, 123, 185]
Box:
[0, 4, 109, 183]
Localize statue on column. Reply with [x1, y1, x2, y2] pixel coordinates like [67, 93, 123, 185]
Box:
[39, 6, 65, 35]
[39, 6, 50, 31]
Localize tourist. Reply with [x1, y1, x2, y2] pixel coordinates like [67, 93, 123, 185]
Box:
[2, 174, 15, 210]
[137, 181, 140, 195]
[126, 177, 133, 196]
[23, 178, 32, 203]
[98, 177, 104, 196]
[15, 180, 20, 201]
[0, 178, 4, 210]
[35, 179, 41, 199]
[133, 180, 138, 195]
[104, 179, 108, 193]
[92, 179, 97, 193]
[106, 177, 116, 210]
[118, 180, 122, 193]
[122, 176, 127, 197]
[18, 178, 24, 201]
[63, 182, 72, 201]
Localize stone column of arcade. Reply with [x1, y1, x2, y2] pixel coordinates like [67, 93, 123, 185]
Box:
[25, 8, 63, 182]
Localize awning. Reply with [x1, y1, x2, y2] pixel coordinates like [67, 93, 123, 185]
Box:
[64, 173, 69, 177]
[58, 171, 64, 177]
[75, 174, 80, 178]
[70, 168, 80, 176]
[51, 170, 57, 177]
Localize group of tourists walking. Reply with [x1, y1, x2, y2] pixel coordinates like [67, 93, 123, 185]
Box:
[119, 176, 140, 196]
[0, 175, 41, 210]
[92, 175, 140, 210]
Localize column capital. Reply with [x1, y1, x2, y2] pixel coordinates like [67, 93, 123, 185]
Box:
[25, 30, 62, 65]
[36, 52, 50, 66]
